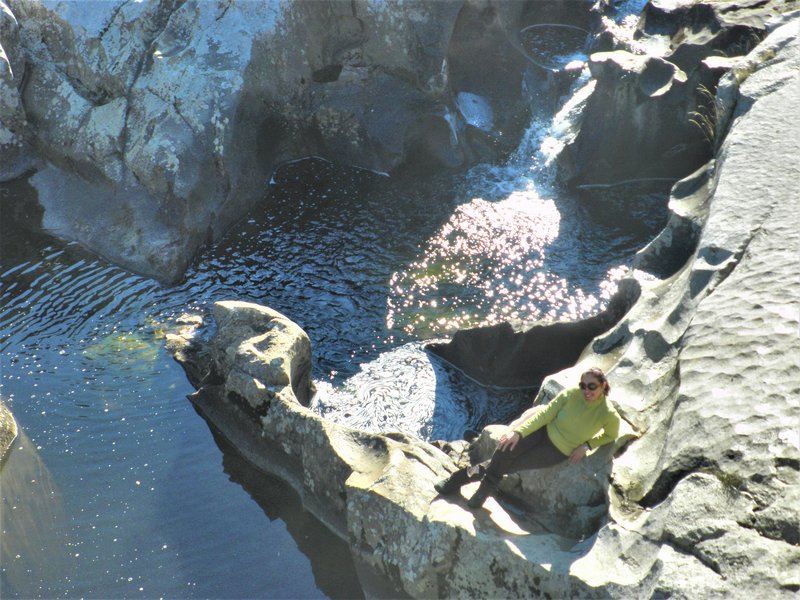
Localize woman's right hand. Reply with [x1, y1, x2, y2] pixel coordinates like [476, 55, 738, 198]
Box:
[497, 431, 520, 452]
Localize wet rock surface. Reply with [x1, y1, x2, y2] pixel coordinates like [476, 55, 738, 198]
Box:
[169, 15, 800, 597]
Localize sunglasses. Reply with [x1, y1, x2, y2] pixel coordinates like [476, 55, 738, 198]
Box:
[579, 382, 599, 391]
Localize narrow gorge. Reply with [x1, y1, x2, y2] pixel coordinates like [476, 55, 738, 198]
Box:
[1, 1, 798, 598]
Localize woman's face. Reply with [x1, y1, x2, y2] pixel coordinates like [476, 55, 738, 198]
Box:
[579, 375, 604, 402]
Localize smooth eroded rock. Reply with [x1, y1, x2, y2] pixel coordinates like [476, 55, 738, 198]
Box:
[0, 400, 17, 463]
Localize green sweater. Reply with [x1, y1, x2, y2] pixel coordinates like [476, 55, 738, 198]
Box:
[514, 387, 620, 456]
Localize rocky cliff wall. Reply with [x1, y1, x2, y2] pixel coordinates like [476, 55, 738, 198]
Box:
[0, 0, 552, 282]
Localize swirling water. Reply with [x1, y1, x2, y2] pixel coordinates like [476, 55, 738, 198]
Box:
[0, 15, 668, 598]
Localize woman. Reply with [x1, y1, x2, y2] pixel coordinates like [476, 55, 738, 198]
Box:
[435, 367, 620, 509]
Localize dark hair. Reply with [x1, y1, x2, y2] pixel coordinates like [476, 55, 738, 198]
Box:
[582, 367, 610, 394]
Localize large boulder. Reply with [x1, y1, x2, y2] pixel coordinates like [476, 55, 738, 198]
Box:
[0, 1, 35, 180]
[561, 49, 710, 187]
[3, 0, 547, 282]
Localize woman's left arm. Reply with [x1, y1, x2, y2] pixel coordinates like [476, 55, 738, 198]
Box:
[586, 410, 621, 450]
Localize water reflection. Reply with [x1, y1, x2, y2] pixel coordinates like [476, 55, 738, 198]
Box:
[1, 428, 71, 598]
[387, 191, 587, 335]
[210, 426, 366, 600]
[520, 24, 590, 72]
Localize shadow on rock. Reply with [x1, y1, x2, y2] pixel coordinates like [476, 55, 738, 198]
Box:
[426, 278, 640, 388]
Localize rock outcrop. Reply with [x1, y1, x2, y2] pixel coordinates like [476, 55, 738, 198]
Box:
[0, 2, 35, 180]
[1, 0, 554, 282]
[169, 13, 800, 598]
[559, 0, 795, 188]
[598, 15, 800, 595]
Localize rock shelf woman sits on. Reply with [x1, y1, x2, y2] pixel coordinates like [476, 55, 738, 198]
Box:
[436, 367, 621, 509]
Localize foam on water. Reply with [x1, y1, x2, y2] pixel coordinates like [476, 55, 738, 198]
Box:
[313, 343, 531, 441]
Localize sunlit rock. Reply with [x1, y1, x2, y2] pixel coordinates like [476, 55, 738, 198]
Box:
[560, 0, 795, 189]
[0, 400, 17, 462]
[595, 16, 800, 596]
[470, 413, 640, 541]
[169, 299, 634, 597]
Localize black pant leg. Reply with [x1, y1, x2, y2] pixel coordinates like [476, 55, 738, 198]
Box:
[482, 428, 567, 480]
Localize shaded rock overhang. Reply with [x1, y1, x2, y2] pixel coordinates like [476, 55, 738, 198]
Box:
[426, 278, 641, 389]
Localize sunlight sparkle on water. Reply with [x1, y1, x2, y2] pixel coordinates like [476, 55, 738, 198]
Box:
[387, 190, 625, 337]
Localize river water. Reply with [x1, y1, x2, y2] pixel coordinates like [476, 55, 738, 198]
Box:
[0, 7, 663, 598]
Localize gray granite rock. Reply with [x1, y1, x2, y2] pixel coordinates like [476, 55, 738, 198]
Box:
[561, 0, 796, 189]
[601, 15, 800, 596]
[4, 0, 544, 282]
[0, 0, 35, 180]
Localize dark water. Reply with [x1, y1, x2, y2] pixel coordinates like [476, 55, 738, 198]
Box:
[0, 153, 667, 598]
[0, 181, 366, 599]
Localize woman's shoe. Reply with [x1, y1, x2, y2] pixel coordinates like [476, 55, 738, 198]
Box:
[434, 468, 469, 496]
[463, 428, 480, 442]
[466, 479, 494, 509]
